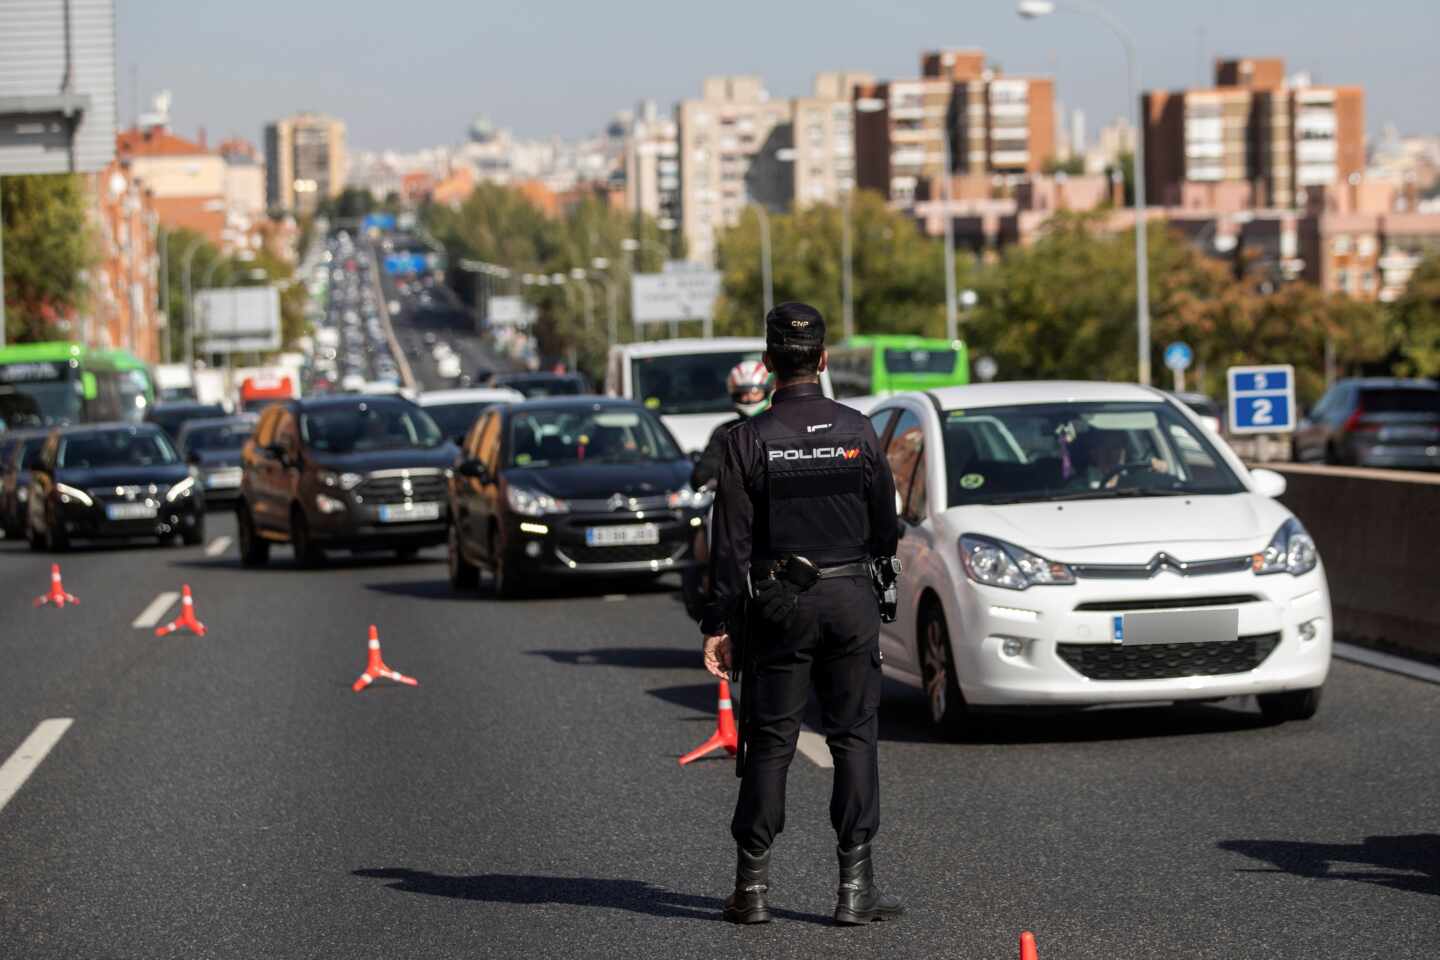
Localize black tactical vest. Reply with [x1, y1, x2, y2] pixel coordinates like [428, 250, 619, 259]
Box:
[754, 410, 869, 562]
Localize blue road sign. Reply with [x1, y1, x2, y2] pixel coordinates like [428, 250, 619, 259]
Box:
[1163, 342, 1193, 372]
[363, 212, 397, 232]
[1227, 364, 1296, 435]
[383, 253, 429, 275]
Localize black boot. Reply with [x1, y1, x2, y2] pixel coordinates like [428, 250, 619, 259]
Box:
[834, 842, 904, 925]
[724, 846, 772, 924]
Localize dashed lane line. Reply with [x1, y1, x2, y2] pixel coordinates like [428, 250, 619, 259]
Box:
[0, 719, 74, 815]
[796, 728, 833, 769]
[132, 592, 180, 630]
[204, 536, 232, 557]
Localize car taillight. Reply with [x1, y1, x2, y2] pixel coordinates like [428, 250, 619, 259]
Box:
[1342, 408, 1378, 433]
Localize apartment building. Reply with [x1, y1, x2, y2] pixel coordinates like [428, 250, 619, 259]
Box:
[1143, 58, 1365, 209]
[115, 126, 228, 246]
[88, 159, 161, 360]
[855, 50, 1054, 209]
[790, 72, 873, 207]
[624, 100, 681, 231]
[677, 76, 792, 264]
[264, 112, 347, 215]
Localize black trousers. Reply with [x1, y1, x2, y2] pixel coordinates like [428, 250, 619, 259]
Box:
[731, 575, 882, 852]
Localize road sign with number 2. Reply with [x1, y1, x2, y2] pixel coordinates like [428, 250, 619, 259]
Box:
[1227, 364, 1296, 435]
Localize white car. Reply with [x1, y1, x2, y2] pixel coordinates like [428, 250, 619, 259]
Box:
[868, 381, 1331, 738]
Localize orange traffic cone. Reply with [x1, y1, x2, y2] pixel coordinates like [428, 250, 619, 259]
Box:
[33, 564, 79, 608]
[352, 625, 419, 692]
[1020, 931, 1038, 960]
[678, 679, 738, 766]
[155, 584, 207, 636]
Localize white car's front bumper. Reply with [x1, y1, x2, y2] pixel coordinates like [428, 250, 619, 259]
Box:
[948, 564, 1332, 707]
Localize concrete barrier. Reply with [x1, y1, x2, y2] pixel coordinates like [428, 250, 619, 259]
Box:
[1267, 463, 1440, 664]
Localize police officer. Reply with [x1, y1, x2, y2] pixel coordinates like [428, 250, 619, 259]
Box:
[701, 301, 903, 926]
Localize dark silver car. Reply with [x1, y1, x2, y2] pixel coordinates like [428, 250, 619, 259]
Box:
[1292, 378, 1440, 469]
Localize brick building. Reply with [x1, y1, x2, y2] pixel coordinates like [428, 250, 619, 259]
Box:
[1143, 57, 1365, 210]
[87, 160, 162, 361]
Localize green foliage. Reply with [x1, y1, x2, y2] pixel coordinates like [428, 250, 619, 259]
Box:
[424, 186, 670, 379]
[712, 190, 960, 341]
[1043, 155, 1087, 176]
[1390, 254, 1440, 377]
[1, 174, 97, 343]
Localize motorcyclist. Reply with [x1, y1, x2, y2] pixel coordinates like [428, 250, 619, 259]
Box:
[691, 360, 773, 490]
[683, 361, 774, 621]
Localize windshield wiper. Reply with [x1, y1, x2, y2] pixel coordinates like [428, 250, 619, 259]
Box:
[1036, 487, 1194, 502]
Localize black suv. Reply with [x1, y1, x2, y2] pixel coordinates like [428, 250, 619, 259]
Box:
[236, 395, 452, 566]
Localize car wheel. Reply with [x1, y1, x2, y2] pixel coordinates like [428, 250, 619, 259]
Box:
[236, 503, 270, 567]
[27, 520, 44, 552]
[47, 513, 69, 553]
[1257, 686, 1322, 723]
[918, 600, 969, 740]
[448, 523, 478, 590]
[291, 506, 325, 568]
[1323, 441, 1341, 466]
[490, 525, 522, 599]
[182, 515, 205, 547]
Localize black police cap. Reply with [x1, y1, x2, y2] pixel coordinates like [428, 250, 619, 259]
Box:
[765, 301, 826, 348]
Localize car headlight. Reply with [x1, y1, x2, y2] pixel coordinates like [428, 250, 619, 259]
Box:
[315, 493, 347, 514]
[506, 485, 568, 517]
[164, 476, 196, 502]
[56, 483, 93, 507]
[667, 485, 714, 510]
[1253, 518, 1318, 577]
[319, 470, 364, 491]
[17, 487, 28, 502]
[959, 534, 1075, 591]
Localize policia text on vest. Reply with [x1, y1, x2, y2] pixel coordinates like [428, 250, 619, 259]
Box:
[700, 302, 905, 927]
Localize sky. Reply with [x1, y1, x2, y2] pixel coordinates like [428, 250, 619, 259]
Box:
[116, 0, 1440, 152]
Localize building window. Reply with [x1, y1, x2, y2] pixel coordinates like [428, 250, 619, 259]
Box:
[1331, 235, 1351, 254]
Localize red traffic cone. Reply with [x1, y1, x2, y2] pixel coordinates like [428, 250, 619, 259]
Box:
[34, 564, 79, 608]
[155, 584, 206, 636]
[352, 625, 419, 692]
[1020, 931, 1038, 960]
[678, 679, 738, 766]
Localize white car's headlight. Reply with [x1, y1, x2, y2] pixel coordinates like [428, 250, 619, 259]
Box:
[56, 483, 94, 506]
[507, 485, 568, 517]
[959, 534, 1075, 591]
[164, 476, 196, 502]
[1253, 518, 1318, 577]
[318, 470, 364, 491]
[667, 486, 714, 510]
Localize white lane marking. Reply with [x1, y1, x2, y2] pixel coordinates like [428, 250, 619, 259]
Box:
[1334, 642, 1440, 686]
[204, 536, 232, 557]
[796, 728, 833, 769]
[0, 719, 74, 815]
[603, 594, 626, 602]
[132, 591, 180, 629]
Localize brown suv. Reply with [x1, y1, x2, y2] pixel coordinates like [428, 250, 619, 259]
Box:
[236, 395, 453, 566]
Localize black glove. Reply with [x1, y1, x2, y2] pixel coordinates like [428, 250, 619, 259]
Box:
[753, 577, 799, 625]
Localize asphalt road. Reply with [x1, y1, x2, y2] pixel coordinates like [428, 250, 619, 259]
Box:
[1, 512, 1436, 959]
[379, 269, 514, 392]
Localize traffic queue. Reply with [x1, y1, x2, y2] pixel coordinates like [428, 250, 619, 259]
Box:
[0, 228, 1334, 744]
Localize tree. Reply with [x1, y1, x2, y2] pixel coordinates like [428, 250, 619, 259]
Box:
[711, 190, 963, 340]
[1, 174, 96, 342]
[1043, 155, 1087, 176]
[1391, 254, 1440, 377]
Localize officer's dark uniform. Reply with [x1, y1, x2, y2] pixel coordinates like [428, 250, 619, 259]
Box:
[690, 415, 742, 490]
[701, 302, 901, 926]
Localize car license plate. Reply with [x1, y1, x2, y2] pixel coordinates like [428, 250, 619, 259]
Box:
[206, 468, 242, 489]
[1114, 609, 1239, 645]
[378, 501, 441, 523]
[106, 502, 158, 521]
[585, 523, 660, 547]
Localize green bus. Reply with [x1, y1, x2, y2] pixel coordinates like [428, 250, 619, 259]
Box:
[0, 343, 156, 429]
[827, 335, 971, 399]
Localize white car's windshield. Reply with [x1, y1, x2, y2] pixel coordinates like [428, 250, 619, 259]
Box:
[942, 402, 1245, 505]
[632, 351, 761, 415]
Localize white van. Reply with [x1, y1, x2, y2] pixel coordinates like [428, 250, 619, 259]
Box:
[605, 337, 834, 453]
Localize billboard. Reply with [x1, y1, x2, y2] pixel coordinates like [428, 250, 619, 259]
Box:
[488, 296, 537, 329]
[0, 0, 117, 175]
[631, 270, 722, 325]
[194, 287, 282, 353]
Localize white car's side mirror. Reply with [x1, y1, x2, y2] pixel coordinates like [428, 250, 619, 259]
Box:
[1250, 468, 1287, 499]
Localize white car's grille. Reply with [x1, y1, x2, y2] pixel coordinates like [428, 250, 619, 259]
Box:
[1070, 553, 1252, 579]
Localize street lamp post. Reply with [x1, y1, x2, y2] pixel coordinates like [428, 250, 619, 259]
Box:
[841, 185, 855, 339]
[179, 238, 206, 368]
[569, 267, 595, 330]
[940, 126, 958, 343]
[1019, 0, 1152, 384]
[755, 205, 774, 320]
[590, 258, 619, 349]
